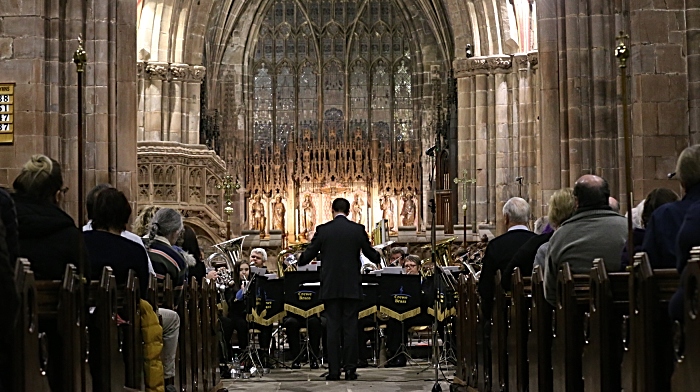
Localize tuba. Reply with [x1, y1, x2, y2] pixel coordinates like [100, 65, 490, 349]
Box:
[276, 241, 309, 278]
[372, 240, 395, 270]
[204, 235, 247, 290]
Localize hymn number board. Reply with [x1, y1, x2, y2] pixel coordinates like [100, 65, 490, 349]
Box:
[0, 83, 14, 144]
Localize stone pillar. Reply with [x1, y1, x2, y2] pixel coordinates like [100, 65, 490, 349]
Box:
[689, 1, 700, 144]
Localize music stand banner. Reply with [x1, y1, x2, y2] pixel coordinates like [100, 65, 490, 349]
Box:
[359, 274, 380, 319]
[427, 271, 457, 322]
[250, 276, 286, 326]
[283, 271, 324, 318]
[378, 274, 421, 321]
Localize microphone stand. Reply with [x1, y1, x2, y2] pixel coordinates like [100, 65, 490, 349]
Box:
[428, 142, 445, 392]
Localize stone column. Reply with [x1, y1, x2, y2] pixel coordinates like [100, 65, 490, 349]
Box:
[189, 66, 206, 144]
[144, 62, 168, 141]
[169, 63, 190, 144]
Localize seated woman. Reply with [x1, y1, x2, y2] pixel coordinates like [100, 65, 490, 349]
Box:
[83, 188, 150, 296]
[146, 208, 188, 287]
[11, 154, 87, 391]
[218, 260, 252, 372]
[12, 154, 87, 280]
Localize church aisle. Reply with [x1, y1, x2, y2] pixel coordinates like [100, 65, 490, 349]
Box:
[221, 361, 454, 391]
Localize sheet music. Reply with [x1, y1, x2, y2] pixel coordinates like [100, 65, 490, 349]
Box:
[251, 266, 267, 276]
[264, 273, 279, 280]
[297, 262, 318, 271]
[380, 266, 403, 275]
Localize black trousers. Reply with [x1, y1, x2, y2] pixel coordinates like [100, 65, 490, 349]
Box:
[324, 298, 360, 376]
[358, 316, 375, 360]
[284, 314, 323, 360]
[386, 313, 435, 355]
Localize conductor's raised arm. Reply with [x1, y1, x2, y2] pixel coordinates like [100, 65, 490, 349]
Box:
[360, 229, 381, 265]
[297, 229, 322, 267]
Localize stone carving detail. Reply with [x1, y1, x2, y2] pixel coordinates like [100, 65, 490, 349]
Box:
[250, 194, 267, 235]
[351, 193, 364, 225]
[452, 55, 519, 76]
[527, 51, 539, 67]
[271, 194, 286, 232]
[138, 61, 207, 82]
[137, 142, 228, 244]
[301, 194, 316, 235]
[400, 192, 416, 226]
[380, 194, 395, 232]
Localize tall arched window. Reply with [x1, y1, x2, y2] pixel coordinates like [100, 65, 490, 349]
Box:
[250, 0, 415, 149]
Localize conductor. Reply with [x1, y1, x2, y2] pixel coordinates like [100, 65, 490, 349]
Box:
[297, 198, 381, 381]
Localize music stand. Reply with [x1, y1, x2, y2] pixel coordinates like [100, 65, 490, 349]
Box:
[378, 274, 422, 367]
[241, 272, 265, 375]
[283, 271, 325, 367]
[420, 268, 458, 374]
[359, 275, 380, 366]
[251, 276, 288, 370]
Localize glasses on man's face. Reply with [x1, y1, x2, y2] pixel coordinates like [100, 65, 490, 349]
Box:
[405, 263, 417, 269]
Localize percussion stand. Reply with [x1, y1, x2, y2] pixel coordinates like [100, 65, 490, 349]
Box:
[241, 273, 264, 376]
[290, 315, 324, 368]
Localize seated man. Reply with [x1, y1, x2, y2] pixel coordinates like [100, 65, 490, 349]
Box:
[284, 314, 323, 369]
[478, 197, 536, 319]
[389, 247, 406, 267]
[385, 255, 434, 367]
[544, 175, 627, 305]
[83, 188, 181, 392]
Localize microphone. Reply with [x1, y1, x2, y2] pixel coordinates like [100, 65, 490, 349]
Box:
[668, 172, 677, 179]
[515, 176, 524, 183]
[425, 146, 436, 157]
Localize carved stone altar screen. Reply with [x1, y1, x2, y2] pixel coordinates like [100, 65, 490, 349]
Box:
[244, 0, 429, 238]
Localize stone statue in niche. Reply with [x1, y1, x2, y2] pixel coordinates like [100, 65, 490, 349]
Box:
[302, 194, 316, 235]
[272, 194, 286, 232]
[380, 194, 395, 232]
[351, 193, 364, 225]
[251, 194, 267, 234]
[400, 192, 416, 226]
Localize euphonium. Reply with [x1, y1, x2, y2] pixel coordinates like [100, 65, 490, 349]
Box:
[421, 237, 456, 268]
[276, 241, 309, 278]
[204, 235, 247, 290]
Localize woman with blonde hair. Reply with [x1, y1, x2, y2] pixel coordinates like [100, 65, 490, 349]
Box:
[501, 188, 575, 289]
[12, 154, 87, 391]
[532, 188, 577, 271]
[12, 154, 87, 280]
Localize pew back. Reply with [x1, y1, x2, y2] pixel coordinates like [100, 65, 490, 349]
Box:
[528, 265, 552, 392]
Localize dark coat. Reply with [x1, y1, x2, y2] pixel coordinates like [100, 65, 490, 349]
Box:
[670, 200, 700, 321]
[478, 228, 536, 317]
[13, 194, 88, 280]
[502, 231, 554, 290]
[148, 239, 187, 286]
[297, 215, 381, 300]
[642, 185, 700, 268]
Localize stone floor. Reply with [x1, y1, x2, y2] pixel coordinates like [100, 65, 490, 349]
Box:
[221, 360, 455, 391]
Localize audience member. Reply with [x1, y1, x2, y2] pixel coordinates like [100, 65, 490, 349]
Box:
[533, 188, 577, 271]
[147, 208, 188, 286]
[12, 154, 88, 280]
[642, 145, 700, 268]
[180, 225, 205, 282]
[533, 216, 550, 235]
[133, 205, 161, 237]
[669, 200, 700, 321]
[477, 197, 535, 319]
[84, 188, 150, 296]
[544, 175, 627, 305]
[83, 183, 155, 276]
[609, 196, 620, 213]
[0, 209, 17, 391]
[621, 188, 678, 267]
[0, 188, 18, 266]
[504, 188, 575, 290]
[12, 155, 88, 390]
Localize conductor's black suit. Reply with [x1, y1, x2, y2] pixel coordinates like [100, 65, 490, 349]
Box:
[297, 214, 381, 378]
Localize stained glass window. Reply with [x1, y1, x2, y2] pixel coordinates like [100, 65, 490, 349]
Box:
[250, 0, 415, 147]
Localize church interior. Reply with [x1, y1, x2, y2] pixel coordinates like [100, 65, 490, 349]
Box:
[2, 0, 700, 391]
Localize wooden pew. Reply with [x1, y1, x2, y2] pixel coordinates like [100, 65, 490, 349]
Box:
[176, 279, 193, 392]
[200, 278, 214, 389]
[120, 270, 144, 390]
[551, 263, 589, 392]
[464, 266, 480, 388]
[190, 278, 205, 391]
[35, 264, 87, 392]
[581, 259, 629, 392]
[12, 259, 51, 392]
[475, 273, 490, 391]
[454, 274, 469, 385]
[671, 247, 700, 390]
[620, 253, 679, 392]
[88, 267, 127, 392]
[490, 270, 509, 391]
[507, 268, 531, 392]
[204, 279, 221, 390]
[528, 265, 552, 392]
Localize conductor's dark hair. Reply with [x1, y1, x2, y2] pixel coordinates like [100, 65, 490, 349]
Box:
[86, 183, 112, 220]
[92, 188, 132, 232]
[332, 198, 350, 215]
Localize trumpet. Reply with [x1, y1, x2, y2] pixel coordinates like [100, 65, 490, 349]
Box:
[276, 241, 309, 278]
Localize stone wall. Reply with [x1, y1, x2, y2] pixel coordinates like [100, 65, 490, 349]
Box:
[454, 53, 540, 233]
[0, 0, 137, 221]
